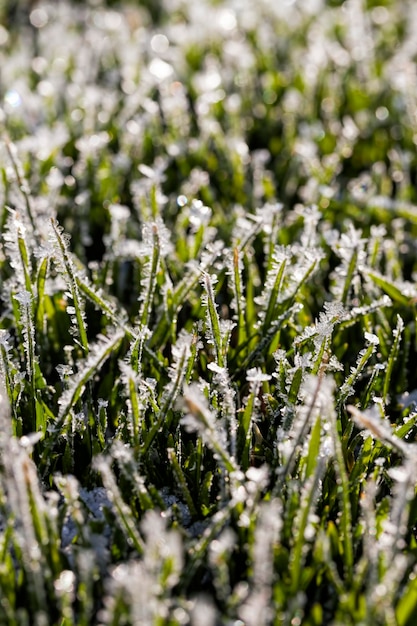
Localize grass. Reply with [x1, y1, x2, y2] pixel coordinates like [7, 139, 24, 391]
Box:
[1, 0, 417, 624]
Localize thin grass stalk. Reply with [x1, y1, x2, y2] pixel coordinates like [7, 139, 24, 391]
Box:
[149, 241, 223, 350]
[338, 334, 379, 407]
[57, 330, 124, 422]
[36, 332, 125, 477]
[76, 275, 129, 332]
[236, 217, 263, 254]
[365, 270, 411, 307]
[264, 208, 282, 273]
[243, 252, 258, 353]
[202, 271, 224, 368]
[383, 314, 404, 405]
[329, 407, 354, 582]
[16, 226, 33, 296]
[214, 368, 238, 462]
[239, 498, 282, 626]
[288, 367, 303, 405]
[3, 136, 38, 240]
[240, 369, 270, 471]
[94, 457, 144, 556]
[2, 442, 48, 616]
[0, 335, 12, 395]
[262, 256, 287, 334]
[182, 385, 238, 474]
[231, 247, 246, 346]
[235, 303, 302, 379]
[174, 246, 222, 308]
[311, 337, 330, 376]
[140, 222, 160, 329]
[182, 502, 236, 587]
[142, 342, 191, 455]
[240, 389, 255, 472]
[0, 333, 20, 431]
[359, 478, 387, 623]
[120, 362, 147, 452]
[110, 443, 154, 511]
[341, 247, 358, 306]
[185, 327, 200, 384]
[168, 448, 198, 518]
[50, 218, 89, 356]
[35, 256, 49, 335]
[128, 376, 141, 450]
[289, 457, 324, 594]
[14, 291, 36, 427]
[54, 570, 76, 626]
[129, 327, 149, 374]
[274, 373, 324, 494]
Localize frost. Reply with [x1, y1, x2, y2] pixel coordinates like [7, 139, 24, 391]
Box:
[57, 330, 124, 421]
[0, 330, 12, 351]
[189, 199, 212, 229]
[255, 202, 283, 232]
[295, 301, 345, 348]
[140, 218, 173, 257]
[75, 131, 110, 158]
[149, 58, 173, 81]
[181, 383, 236, 472]
[347, 404, 409, 456]
[392, 315, 404, 338]
[207, 362, 225, 374]
[246, 368, 271, 383]
[364, 331, 379, 346]
[181, 384, 216, 434]
[177, 194, 188, 207]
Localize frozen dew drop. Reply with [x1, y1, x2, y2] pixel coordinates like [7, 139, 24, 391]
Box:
[218, 9, 237, 31]
[126, 120, 141, 135]
[29, 8, 49, 28]
[149, 58, 173, 81]
[70, 108, 83, 123]
[177, 194, 188, 207]
[4, 90, 22, 109]
[151, 33, 169, 54]
[46, 167, 64, 189]
[190, 199, 211, 227]
[31, 56, 48, 74]
[54, 570, 76, 595]
[376, 106, 389, 121]
[19, 432, 42, 450]
[37, 80, 54, 98]
[109, 203, 130, 221]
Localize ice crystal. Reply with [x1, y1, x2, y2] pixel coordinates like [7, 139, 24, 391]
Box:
[348, 404, 409, 456]
[238, 498, 282, 626]
[189, 199, 212, 230]
[181, 384, 237, 473]
[140, 217, 173, 257]
[295, 301, 345, 349]
[57, 330, 124, 421]
[246, 367, 271, 384]
[0, 330, 12, 352]
[181, 383, 217, 435]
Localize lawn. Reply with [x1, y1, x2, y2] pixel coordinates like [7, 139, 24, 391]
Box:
[1, 0, 417, 624]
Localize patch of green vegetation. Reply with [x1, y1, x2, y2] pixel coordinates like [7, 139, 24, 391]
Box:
[1, 0, 417, 624]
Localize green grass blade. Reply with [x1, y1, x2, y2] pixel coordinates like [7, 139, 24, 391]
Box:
[50, 218, 89, 356]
